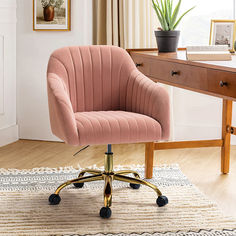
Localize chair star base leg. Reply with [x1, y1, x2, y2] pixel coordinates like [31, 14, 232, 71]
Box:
[49, 150, 168, 217]
[115, 170, 141, 178]
[114, 174, 162, 196]
[104, 175, 112, 207]
[78, 169, 102, 178]
[54, 173, 103, 195]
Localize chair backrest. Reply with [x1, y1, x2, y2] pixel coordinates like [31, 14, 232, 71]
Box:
[47, 45, 136, 112]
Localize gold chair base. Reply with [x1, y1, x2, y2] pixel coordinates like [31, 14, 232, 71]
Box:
[52, 152, 163, 209]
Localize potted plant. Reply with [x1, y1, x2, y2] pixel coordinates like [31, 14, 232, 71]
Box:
[41, 0, 64, 22]
[152, 0, 195, 52]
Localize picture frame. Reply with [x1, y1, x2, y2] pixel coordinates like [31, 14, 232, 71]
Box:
[209, 20, 236, 52]
[33, 0, 71, 31]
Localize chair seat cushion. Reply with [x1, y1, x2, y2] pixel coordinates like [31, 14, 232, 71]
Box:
[75, 111, 162, 145]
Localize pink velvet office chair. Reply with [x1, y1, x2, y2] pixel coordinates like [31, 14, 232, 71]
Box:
[47, 45, 170, 218]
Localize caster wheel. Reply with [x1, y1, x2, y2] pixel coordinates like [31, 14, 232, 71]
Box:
[49, 194, 61, 205]
[100, 207, 112, 219]
[73, 182, 84, 188]
[156, 195, 168, 207]
[130, 183, 141, 189]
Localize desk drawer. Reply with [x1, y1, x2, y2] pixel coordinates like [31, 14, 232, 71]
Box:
[131, 54, 150, 75]
[207, 70, 236, 99]
[130, 50, 236, 100]
[149, 60, 208, 91]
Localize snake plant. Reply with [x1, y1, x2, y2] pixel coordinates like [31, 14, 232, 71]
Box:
[152, 0, 195, 31]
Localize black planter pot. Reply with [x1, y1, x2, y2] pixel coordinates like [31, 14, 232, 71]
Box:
[154, 30, 180, 52]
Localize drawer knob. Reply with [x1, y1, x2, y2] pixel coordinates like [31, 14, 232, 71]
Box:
[171, 70, 179, 76]
[135, 63, 143, 67]
[219, 81, 228, 87]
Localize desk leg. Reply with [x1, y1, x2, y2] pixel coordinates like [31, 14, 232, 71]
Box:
[221, 99, 233, 174]
[145, 142, 154, 179]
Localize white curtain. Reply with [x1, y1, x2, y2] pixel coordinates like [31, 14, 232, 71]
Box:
[93, 0, 157, 48]
[121, 0, 157, 48]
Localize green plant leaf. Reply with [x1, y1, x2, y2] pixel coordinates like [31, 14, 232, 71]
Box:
[173, 6, 195, 30]
[164, 0, 169, 24]
[155, 2, 169, 30]
[160, 0, 165, 14]
[168, 0, 173, 26]
[166, 0, 173, 28]
[160, 0, 168, 27]
[169, 0, 181, 30]
[168, 0, 173, 28]
[152, 1, 163, 27]
[152, 0, 194, 31]
[152, 0, 166, 30]
[170, 0, 173, 13]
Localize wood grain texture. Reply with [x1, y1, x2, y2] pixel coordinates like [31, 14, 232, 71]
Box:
[0, 140, 236, 218]
[131, 50, 236, 73]
[155, 140, 223, 150]
[130, 50, 236, 101]
[145, 142, 154, 179]
[221, 99, 233, 174]
[207, 70, 236, 100]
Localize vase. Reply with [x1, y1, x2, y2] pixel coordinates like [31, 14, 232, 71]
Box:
[154, 30, 180, 52]
[43, 5, 54, 21]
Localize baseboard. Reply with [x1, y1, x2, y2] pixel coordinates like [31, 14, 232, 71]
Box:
[0, 124, 18, 147]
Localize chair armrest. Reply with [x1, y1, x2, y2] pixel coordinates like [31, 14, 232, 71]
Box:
[126, 70, 170, 140]
[47, 73, 79, 145]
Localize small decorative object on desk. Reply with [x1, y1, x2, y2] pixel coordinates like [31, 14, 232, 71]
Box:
[33, 0, 71, 31]
[210, 20, 236, 52]
[186, 45, 232, 61]
[152, 0, 195, 52]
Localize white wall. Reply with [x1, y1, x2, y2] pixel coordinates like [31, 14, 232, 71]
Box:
[17, 0, 93, 141]
[0, 0, 18, 146]
[172, 86, 236, 144]
[172, 88, 223, 141]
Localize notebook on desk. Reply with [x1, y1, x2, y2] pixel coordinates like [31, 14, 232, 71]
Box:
[186, 45, 232, 61]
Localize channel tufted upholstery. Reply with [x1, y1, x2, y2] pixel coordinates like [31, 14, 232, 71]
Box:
[47, 45, 170, 146]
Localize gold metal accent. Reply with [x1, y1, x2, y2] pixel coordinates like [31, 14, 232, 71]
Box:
[114, 174, 162, 196]
[115, 170, 140, 179]
[78, 169, 102, 177]
[104, 176, 112, 207]
[104, 153, 113, 173]
[53, 152, 163, 206]
[54, 174, 103, 195]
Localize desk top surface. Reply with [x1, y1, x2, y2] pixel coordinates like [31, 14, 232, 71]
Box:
[130, 49, 236, 73]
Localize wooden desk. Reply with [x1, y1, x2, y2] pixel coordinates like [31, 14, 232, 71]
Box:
[128, 49, 236, 179]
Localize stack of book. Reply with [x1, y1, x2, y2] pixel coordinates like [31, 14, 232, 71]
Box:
[186, 45, 232, 61]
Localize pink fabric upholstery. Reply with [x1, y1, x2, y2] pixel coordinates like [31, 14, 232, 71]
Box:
[75, 111, 162, 145]
[47, 45, 170, 146]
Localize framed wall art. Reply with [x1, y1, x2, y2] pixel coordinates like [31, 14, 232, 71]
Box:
[33, 0, 71, 31]
[210, 20, 236, 52]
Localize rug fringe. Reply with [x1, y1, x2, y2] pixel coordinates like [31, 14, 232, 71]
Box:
[0, 164, 180, 175]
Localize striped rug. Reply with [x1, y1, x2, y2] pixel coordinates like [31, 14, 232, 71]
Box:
[0, 165, 235, 235]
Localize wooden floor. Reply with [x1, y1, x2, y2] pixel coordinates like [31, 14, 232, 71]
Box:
[0, 140, 236, 218]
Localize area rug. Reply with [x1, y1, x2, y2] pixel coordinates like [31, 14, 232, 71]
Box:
[0, 164, 235, 236]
